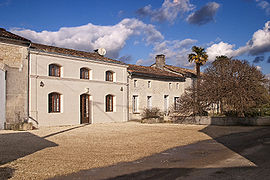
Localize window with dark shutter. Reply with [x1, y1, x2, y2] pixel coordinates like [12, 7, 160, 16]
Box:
[80, 68, 89, 79]
[105, 71, 113, 81]
[48, 92, 61, 113]
[49, 64, 61, 77]
[106, 94, 113, 112]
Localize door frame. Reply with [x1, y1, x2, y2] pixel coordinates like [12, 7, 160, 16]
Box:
[80, 94, 92, 124]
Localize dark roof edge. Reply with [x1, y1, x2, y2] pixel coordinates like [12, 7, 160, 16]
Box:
[30, 48, 128, 67]
[129, 71, 185, 81]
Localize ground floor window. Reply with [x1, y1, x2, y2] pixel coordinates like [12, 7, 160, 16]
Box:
[147, 96, 152, 109]
[106, 94, 114, 112]
[49, 92, 61, 113]
[174, 97, 180, 111]
[133, 95, 138, 113]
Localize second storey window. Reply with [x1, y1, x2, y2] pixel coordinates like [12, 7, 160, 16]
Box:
[49, 64, 61, 77]
[148, 81, 151, 88]
[48, 92, 61, 113]
[134, 80, 137, 87]
[80, 68, 89, 79]
[106, 71, 113, 82]
[106, 94, 114, 112]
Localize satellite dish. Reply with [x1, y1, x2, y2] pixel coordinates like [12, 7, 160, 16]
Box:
[97, 48, 106, 56]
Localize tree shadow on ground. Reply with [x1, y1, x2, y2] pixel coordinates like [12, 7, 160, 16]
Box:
[50, 126, 270, 180]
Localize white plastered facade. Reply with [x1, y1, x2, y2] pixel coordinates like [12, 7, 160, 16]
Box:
[129, 75, 193, 120]
[29, 50, 128, 127]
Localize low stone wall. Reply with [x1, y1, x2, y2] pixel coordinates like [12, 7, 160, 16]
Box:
[172, 116, 270, 126]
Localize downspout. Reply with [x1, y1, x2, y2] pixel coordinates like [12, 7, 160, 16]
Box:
[27, 42, 31, 123]
[127, 72, 130, 121]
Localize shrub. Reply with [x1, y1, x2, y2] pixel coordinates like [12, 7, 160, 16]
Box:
[142, 107, 163, 119]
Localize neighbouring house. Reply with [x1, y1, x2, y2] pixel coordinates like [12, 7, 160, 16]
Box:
[0, 28, 128, 128]
[128, 54, 196, 120]
[0, 28, 30, 129]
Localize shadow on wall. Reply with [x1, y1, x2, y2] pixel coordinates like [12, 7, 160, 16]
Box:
[50, 126, 270, 180]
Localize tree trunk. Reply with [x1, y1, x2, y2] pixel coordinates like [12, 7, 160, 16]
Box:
[196, 63, 200, 78]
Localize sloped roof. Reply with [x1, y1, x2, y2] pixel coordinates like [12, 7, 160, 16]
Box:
[165, 65, 197, 77]
[30, 43, 126, 65]
[0, 28, 31, 42]
[128, 64, 184, 80]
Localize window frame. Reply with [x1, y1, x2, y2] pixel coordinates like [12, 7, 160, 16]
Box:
[134, 80, 137, 87]
[133, 95, 139, 113]
[148, 81, 151, 88]
[49, 64, 61, 77]
[147, 96, 152, 109]
[48, 92, 61, 113]
[106, 94, 114, 112]
[105, 71, 114, 82]
[80, 67, 90, 80]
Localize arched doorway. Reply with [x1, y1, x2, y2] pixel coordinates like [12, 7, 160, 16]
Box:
[80, 94, 90, 124]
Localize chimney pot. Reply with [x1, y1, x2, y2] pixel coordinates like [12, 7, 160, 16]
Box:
[155, 54, 165, 68]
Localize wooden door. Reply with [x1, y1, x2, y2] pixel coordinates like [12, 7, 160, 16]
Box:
[80, 94, 90, 124]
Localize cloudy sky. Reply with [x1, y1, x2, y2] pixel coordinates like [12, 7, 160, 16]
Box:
[1, 0, 270, 75]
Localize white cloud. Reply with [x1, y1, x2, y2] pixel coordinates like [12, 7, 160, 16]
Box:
[206, 21, 270, 60]
[256, 65, 262, 70]
[206, 41, 236, 61]
[11, 18, 163, 59]
[136, 0, 194, 23]
[138, 38, 197, 66]
[266, 73, 270, 79]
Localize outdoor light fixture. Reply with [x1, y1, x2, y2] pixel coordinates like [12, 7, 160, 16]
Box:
[40, 81, 44, 87]
[120, 87, 123, 91]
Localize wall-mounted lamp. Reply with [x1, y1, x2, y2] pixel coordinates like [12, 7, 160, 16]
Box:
[40, 81, 44, 87]
[85, 88, 89, 93]
[120, 87, 123, 91]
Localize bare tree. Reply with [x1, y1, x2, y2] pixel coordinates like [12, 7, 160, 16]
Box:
[176, 56, 270, 117]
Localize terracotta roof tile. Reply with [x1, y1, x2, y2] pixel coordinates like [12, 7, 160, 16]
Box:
[165, 65, 197, 77]
[0, 28, 31, 42]
[128, 64, 184, 80]
[30, 43, 126, 65]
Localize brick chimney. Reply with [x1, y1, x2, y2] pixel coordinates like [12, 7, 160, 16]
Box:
[155, 54, 165, 69]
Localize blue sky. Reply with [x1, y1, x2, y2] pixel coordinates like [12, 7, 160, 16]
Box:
[1, 0, 270, 75]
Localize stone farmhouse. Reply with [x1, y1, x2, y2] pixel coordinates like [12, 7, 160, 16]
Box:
[0, 28, 196, 129]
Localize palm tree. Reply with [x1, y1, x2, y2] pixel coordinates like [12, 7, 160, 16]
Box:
[188, 46, 208, 78]
[188, 46, 208, 115]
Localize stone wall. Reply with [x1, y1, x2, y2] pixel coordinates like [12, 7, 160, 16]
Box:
[0, 42, 28, 129]
[172, 116, 270, 126]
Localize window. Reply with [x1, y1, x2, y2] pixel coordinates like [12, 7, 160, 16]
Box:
[176, 83, 179, 89]
[134, 80, 137, 87]
[169, 83, 172, 89]
[148, 81, 151, 88]
[80, 68, 89, 79]
[147, 96, 152, 109]
[133, 95, 138, 113]
[48, 92, 61, 113]
[49, 64, 61, 77]
[174, 97, 179, 111]
[106, 94, 114, 112]
[164, 95, 169, 115]
[106, 71, 113, 82]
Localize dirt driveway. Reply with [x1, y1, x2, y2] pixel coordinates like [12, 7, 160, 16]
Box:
[0, 122, 263, 179]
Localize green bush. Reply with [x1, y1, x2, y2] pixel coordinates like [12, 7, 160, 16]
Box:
[142, 107, 163, 119]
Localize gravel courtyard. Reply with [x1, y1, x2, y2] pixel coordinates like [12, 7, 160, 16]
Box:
[0, 122, 261, 179]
